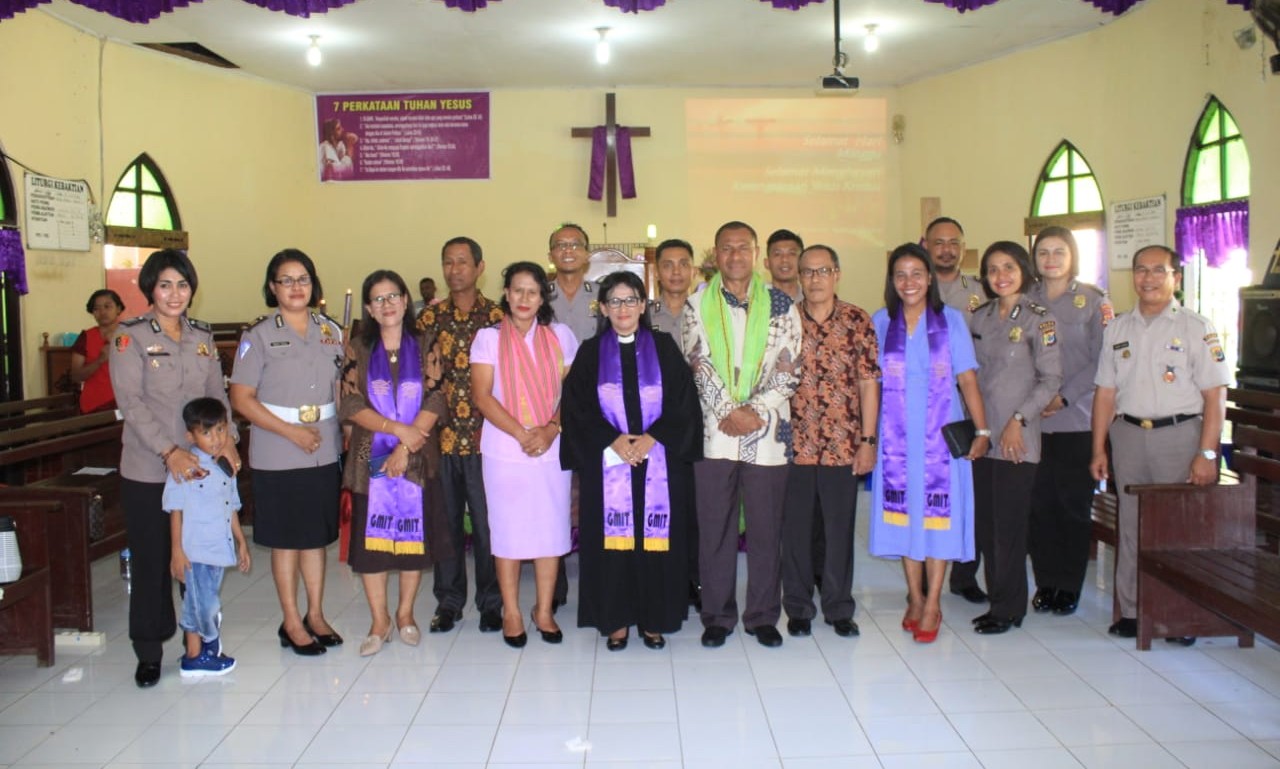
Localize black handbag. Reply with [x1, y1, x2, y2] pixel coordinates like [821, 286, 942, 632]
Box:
[941, 419, 976, 459]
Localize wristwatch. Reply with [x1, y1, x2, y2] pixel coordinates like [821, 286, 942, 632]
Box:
[1013, 412, 1027, 427]
[860, 435, 877, 446]
[975, 428, 992, 437]
[1200, 449, 1218, 461]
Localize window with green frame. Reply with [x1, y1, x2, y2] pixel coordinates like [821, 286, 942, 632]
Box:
[0, 155, 15, 226]
[105, 154, 181, 230]
[1032, 141, 1103, 217]
[1182, 96, 1250, 205]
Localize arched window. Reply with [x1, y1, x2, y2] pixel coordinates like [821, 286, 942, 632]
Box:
[1026, 140, 1106, 287]
[1177, 96, 1250, 382]
[105, 153, 181, 230]
[103, 154, 187, 318]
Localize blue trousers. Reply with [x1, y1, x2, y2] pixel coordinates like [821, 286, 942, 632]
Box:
[179, 563, 225, 642]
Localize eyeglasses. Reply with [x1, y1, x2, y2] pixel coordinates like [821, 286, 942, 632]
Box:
[605, 296, 643, 309]
[552, 241, 586, 252]
[274, 276, 312, 288]
[800, 267, 838, 280]
[370, 292, 403, 306]
[1134, 266, 1173, 277]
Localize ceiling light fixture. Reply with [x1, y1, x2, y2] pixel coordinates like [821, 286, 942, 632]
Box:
[595, 27, 611, 65]
[306, 35, 322, 67]
[863, 24, 880, 54]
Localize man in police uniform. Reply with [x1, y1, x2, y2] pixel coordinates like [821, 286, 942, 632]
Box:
[924, 216, 987, 603]
[546, 222, 597, 610]
[547, 222, 599, 342]
[927, 217, 986, 315]
[1090, 245, 1229, 640]
[649, 238, 695, 352]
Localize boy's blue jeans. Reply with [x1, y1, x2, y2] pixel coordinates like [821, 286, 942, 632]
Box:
[179, 563, 225, 642]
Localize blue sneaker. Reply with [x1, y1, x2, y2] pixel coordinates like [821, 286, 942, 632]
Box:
[179, 647, 236, 678]
[201, 636, 222, 658]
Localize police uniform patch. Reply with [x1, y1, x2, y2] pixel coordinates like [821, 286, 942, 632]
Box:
[1210, 344, 1225, 362]
[1009, 326, 1022, 343]
[1101, 301, 1114, 326]
[589, 300, 600, 316]
[116, 335, 131, 352]
[1040, 320, 1057, 347]
[197, 342, 211, 357]
[1073, 294, 1086, 309]
[968, 294, 981, 311]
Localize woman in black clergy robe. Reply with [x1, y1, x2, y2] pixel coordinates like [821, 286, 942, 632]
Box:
[561, 271, 702, 651]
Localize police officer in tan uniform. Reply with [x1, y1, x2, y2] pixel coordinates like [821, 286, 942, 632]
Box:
[230, 249, 344, 655]
[110, 249, 239, 688]
[969, 241, 1062, 634]
[548, 223, 600, 344]
[1091, 245, 1229, 641]
[925, 217, 987, 602]
[1026, 227, 1112, 617]
[648, 238, 696, 354]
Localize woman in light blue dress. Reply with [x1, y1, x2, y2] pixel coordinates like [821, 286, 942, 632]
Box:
[870, 243, 990, 643]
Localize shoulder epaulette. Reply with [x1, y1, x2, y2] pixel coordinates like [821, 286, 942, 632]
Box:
[1028, 302, 1048, 316]
[971, 299, 992, 313]
[1079, 282, 1106, 297]
[121, 316, 148, 327]
[188, 318, 212, 332]
[247, 314, 272, 329]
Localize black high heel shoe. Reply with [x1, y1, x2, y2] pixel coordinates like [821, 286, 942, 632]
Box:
[531, 608, 563, 644]
[606, 630, 629, 652]
[641, 631, 666, 650]
[278, 623, 326, 656]
[503, 630, 528, 648]
[303, 617, 344, 647]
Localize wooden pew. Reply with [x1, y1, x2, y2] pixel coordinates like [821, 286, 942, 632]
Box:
[1132, 388, 1280, 650]
[0, 500, 57, 666]
[0, 393, 79, 432]
[0, 410, 122, 486]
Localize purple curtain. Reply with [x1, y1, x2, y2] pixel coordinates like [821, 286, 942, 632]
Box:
[758, 0, 823, 7]
[0, 0, 43, 20]
[242, 0, 360, 16]
[0, 229, 28, 295]
[65, 0, 197, 22]
[923, 0, 999, 11]
[604, 0, 664, 11]
[441, 0, 499, 9]
[1175, 200, 1249, 268]
[925, 0, 1250, 12]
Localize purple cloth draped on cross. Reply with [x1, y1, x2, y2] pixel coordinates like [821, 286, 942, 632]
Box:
[588, 125, 636, 202]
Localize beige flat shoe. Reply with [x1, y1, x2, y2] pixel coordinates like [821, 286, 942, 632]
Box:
[359, 628, 392, 657]
[398, 625, 421, 647]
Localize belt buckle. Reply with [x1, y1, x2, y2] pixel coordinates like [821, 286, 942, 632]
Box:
[1139, 418, 1154, 430]
[298, 404, 320, 424]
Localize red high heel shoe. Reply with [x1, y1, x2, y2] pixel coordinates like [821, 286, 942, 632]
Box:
[913, 612, 942, 644]
[902, 613, 920, 632]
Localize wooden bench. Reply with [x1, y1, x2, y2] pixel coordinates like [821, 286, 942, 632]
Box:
[1090, 483, 1117, 557]
[1132, 388, 1280, 650]
[0, 410, 122, 486]
[0, 393, 79, 432]
[0, 500, 57, 666]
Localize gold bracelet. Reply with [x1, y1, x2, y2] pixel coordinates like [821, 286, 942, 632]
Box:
[381, 418, 389, 433]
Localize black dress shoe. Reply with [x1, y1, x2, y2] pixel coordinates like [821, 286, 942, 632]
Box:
[971, 612, 992, 625]
[1108, 618, 1137, 638]
[826, 618, 860, 637]
[606, 631, 629, 651]
[746, 625, 784, 648]
[134, 662, 161, 688]
[532, 609, 563, 644]
[973, 615, 1023, 635]
[503, 631, 527, 649]
[1051, 591, 1079, 616]
[951, 585, 988, 604]
[701, 626, 730, 648]
[429, 609, 461, 633]
[689, 582, 702, 611]
[302, 617, 344, 647]
[278, 623, 326, 656]
[641, 631, 666, 650]
[786, 618, 812, 637]
[1031, 587, 1059, 613]
[478, 610, 503, 633]
[1166, 636, 1197, 647]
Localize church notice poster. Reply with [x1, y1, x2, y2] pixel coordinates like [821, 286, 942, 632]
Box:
[315, 92, 490, 182]
[23, 172, 91, 252]
[1107, 194, 1165, 270]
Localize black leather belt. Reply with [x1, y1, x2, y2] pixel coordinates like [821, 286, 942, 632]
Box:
[1120, 413, 1200, 430]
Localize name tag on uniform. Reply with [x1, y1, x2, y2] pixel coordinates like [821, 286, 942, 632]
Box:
[269, 341, 292, 348]
[145, 344, 165, 354]
[1112, 341, 1129, 351]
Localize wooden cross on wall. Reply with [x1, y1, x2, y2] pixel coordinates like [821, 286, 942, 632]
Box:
[571, 92, 651, 217]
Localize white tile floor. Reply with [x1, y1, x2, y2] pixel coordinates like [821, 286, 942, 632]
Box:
[3, 519, 1280, 769]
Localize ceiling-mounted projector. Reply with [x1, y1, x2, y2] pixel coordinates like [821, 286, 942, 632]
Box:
[819, 73, 860, 93]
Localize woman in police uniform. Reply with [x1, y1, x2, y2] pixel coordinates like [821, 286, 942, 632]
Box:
[111, 249, 239, 688]
[969, 241, 1063, 634]
[1026, 227, 1110, 617]
[229, 249, 344, 656]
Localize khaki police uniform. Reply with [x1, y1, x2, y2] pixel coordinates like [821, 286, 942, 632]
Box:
[1026, 280, 1111, 602]
[549, 278, 599, 343]
[648, 296, 689, 354]
[969, 298, 1063, 620]
[109, 312, 233, 664]
[1095, 301, 1231, 619]
[229, 311, 344, 550]
[938, 273, 985, 314]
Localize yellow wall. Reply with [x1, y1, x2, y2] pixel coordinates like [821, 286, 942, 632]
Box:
[895, 0, 1278, 310]
[3, 0, 1277, 397]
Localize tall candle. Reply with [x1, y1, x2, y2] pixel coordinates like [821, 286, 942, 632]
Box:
[342, 289, 352, 328]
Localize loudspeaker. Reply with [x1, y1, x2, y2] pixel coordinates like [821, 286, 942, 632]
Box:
[1238, 287, 1280, 392]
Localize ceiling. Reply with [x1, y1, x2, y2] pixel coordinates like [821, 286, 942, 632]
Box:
[40, 0, 1135, 92]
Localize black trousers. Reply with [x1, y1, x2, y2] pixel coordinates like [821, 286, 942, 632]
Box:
[694, 459, 788, 630]
[1028, 431, 1095, 596]
[781, 464, 857, 622]
[432, 454, 502, 615]
[973, 457, 1037, 619]
[121, 478, 176, 664]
